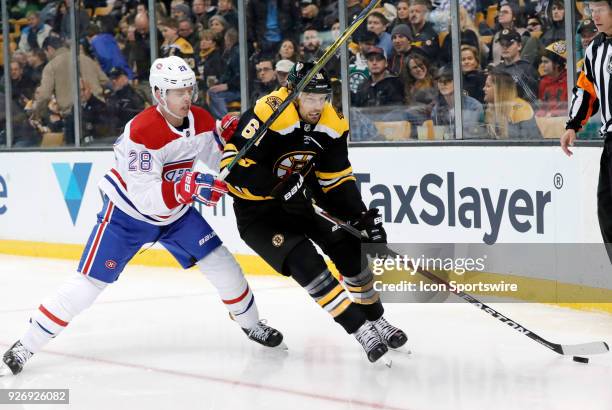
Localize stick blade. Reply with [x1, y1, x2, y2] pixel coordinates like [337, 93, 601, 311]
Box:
[561, 341, 609, 356]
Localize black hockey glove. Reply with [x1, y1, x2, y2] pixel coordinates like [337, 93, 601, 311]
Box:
[271, 173, 314, 217]
[351, 208, 387, 243]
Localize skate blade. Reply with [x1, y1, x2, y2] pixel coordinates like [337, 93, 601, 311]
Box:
[390, 345, 411, 355]
[274, 341, 288, 351]
[381, 356, 393, 368]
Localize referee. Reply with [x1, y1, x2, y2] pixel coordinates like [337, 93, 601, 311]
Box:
[561, 0, 612, 262]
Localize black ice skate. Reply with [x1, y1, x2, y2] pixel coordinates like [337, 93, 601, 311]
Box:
[353, 322, 389, 363]
[370, 316, 408, 349]
[0, 341, 33, 376]
[242, 320, 286, 349]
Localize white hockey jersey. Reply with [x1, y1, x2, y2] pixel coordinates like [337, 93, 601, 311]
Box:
[98, 105, 222, 226]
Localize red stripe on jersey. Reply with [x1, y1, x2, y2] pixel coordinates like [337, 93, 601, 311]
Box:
[82, 202, 114, 274]
[110, 168, 127, 189]
[39, 305, 68, 327]
[223, 286, 250, 305]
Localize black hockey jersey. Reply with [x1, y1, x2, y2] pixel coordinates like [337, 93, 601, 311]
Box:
[222, 87, 366, 221]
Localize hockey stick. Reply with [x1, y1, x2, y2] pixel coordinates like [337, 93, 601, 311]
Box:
[218, 0, 382, 181]
[311, 204, 610, 357]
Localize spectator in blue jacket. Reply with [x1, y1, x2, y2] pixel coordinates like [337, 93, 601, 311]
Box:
[85, 24, 134, 79]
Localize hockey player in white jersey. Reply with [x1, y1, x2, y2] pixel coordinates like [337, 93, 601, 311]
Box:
[1, 56, 283, 377]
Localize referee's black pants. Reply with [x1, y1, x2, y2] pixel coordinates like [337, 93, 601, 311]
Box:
[598, 135, 612, 264]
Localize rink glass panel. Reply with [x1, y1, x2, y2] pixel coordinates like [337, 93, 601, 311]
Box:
[1, 0, 87, 148]
[1, 1, 608, 147]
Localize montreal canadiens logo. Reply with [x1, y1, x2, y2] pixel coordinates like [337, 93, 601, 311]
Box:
[162, 159, 194, 182]
[105, 260, 117, 269]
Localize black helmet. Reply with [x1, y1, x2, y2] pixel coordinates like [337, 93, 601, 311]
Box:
[287, 62, 332, 94]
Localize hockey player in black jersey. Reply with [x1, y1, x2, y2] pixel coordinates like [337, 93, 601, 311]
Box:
[222, 62, 406, 363]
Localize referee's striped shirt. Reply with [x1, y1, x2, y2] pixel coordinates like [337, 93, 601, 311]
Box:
[567, 33, 612, 135]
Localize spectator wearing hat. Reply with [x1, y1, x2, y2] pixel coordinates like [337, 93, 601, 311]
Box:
[171, 3, 192, 21]
[275, 59, 294, 88]
[406, 0, 439, 62]
[352, 46, 404, 107]
[367, 11, 394, 59]
[490, 1, 540, 66]
[349, 30, 378, 96]
[431, 65, 484, 138]
[461, 45, 486, 103]
[497, 28, 540, 105]
[86, 24, 134, 79]
[18, 11, 52, 53]
[106, 67, 146, 136]
[483, 66, 542, 139]
[576, 19, 598, 66]
[537, 40, 567, 117]
[300, 0, 325, 32]
[217, 0, 238, 30]
[389, 24, 413, 75]
[247, 0, 301, 55]
[159, 17, 197, 71]
[250, 56, 279, 105]
[540, 0, 566, 46]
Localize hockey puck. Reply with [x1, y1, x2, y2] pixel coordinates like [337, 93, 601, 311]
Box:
[572, 356, 589, 363]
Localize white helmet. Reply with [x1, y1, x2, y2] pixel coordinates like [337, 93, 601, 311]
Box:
[149, 56, 198, 105]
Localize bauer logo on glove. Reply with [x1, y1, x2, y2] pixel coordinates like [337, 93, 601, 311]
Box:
[175, 171, 228, 206]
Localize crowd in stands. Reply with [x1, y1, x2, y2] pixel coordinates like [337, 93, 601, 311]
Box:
[0, 0, 603, 146]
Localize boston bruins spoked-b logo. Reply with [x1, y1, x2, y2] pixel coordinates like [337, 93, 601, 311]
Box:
[265, 96, 283, 111]
[272, 234, 284, 247]
[274, 151, 315, 178]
